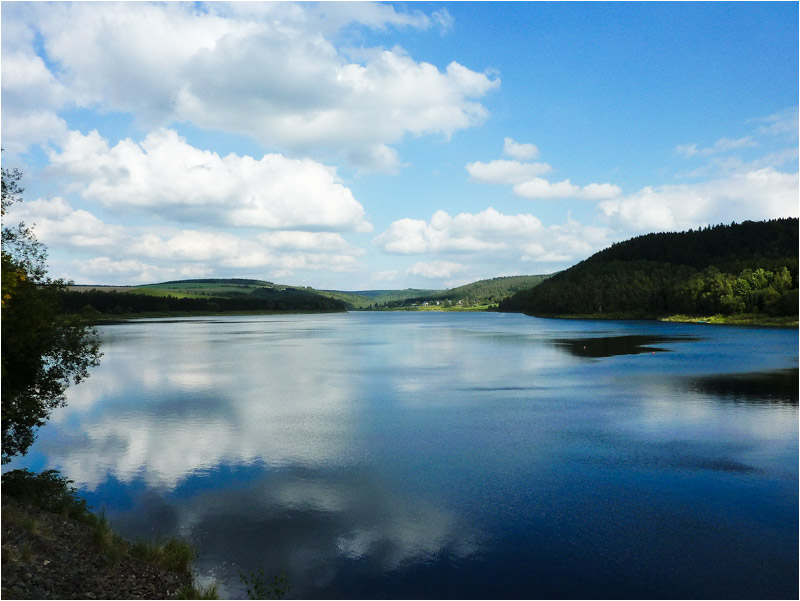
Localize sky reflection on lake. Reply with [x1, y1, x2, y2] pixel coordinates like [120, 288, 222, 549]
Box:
[6, 313, 798, 599]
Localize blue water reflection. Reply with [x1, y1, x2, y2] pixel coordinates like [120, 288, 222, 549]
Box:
[6, 313, 798, 598]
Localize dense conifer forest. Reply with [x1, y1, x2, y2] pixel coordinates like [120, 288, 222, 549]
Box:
[499, 219, 798, 319]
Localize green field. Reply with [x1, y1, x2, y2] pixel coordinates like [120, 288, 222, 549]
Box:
[72, 279, 290, 299]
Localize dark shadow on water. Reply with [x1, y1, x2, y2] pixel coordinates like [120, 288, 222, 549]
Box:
[684, 458, 761, 474]
[551, 335, 700, 358]
[684, 368, 799, 405]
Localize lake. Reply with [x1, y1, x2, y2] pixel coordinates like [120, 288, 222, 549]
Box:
[6, 312, 798, 599]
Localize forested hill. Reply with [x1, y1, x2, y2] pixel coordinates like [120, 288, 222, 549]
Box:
[62, 280, 348, 315]
[583, 219, 797, 269]
[499, 218, 798, 319]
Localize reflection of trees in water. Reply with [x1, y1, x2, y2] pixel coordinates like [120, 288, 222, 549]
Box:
[685, 368, 798, 405]
[552, 335, 699, 358]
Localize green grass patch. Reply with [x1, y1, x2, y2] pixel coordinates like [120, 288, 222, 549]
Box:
[521, 312, 798, 327]
[660, 313, 799, 327]
[177, 582, 219, 599]
[132, 537, 195, 576]
[2, 541, 34, 563]
[133, 280, 279, 298]
[90, 514, 128, 565]
[2, 503, 41, 533]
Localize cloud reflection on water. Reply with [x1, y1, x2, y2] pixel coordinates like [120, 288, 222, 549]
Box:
[109, 466, 482, 599]
[37, 319, 362, 490]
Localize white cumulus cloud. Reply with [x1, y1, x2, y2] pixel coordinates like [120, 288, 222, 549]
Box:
[374, 208, 542, 255]
[467, 139, 621, 201]
[407, 261, 466, 279]
[49, 129, 372, 233]
[4, 2, 498, 170]
[598, 168, 799, 233]
[4, 196, 125, 248]
[4, 195, 367, 285]
[466, 160, 552, 185]
[513, 178, 621, 200]
[69, 257, 191, 284]
[374, 208, 613, 270]
[503, 137, 539, 160]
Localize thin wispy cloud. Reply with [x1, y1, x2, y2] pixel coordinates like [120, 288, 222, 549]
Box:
[675, 137, 758, 158]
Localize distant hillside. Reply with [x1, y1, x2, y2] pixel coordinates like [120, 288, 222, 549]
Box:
[372, 275, 551, 309]
[63, 279, 348, 315]
[320, 289, 440, 309]
[67, 275, 553, 314]
[339, 289, 438, 300]
[435, 275, 551, 304]
[499, 218, 798, 319]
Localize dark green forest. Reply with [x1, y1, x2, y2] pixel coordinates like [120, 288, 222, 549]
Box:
[499, 219, 798, 319]
[60, 286, 347, 316]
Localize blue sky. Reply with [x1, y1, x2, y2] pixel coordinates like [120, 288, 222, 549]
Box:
[2, 1, 797, 289]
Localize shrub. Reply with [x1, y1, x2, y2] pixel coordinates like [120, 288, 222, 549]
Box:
[1, 469, 94, 522]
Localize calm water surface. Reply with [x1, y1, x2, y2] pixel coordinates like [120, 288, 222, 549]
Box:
[7, 312, 798, 599]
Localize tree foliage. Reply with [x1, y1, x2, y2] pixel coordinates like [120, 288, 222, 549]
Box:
[499, 219, 799, 318]
[2, 166, 101, 463]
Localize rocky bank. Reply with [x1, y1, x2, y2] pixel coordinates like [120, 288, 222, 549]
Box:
[1, 495, 195, 599]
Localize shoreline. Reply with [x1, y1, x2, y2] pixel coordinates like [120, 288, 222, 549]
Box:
[86, 308, 799, 329]
[513, 312, 798, 328]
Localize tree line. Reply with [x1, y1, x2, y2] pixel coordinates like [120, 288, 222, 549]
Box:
[59, 287, 347, 315]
